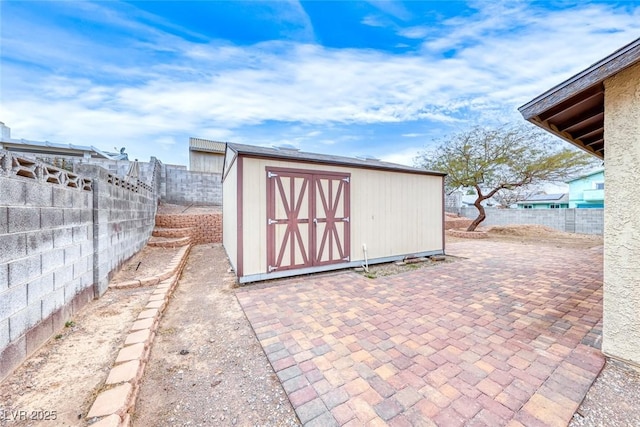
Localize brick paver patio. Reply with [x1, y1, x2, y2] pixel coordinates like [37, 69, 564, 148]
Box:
[237, 241, 604, 426]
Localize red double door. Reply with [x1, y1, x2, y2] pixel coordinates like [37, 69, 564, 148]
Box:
[267, 168, 350, 273]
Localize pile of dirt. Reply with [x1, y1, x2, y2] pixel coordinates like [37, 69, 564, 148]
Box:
[487, 224, 560, 236]
[479, 224, 603, 249]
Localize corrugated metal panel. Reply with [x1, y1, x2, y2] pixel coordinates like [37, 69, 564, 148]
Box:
[189, 137, 226, 153]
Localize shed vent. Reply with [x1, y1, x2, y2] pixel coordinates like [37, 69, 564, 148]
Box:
[274, 144, 300, 152]
[356, 154, 380, 161]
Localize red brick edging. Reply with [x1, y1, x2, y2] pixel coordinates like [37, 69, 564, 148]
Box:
[86, 245, 192, 427]
[109, 246, 190, 289]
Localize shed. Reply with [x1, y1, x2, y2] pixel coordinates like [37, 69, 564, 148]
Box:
[222, 143, 446, 283]
[189, 137, 226, 173]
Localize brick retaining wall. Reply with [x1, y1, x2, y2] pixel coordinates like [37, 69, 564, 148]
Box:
[155, 213, 222, 244]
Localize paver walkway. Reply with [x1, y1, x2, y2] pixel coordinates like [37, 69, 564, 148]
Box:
[237, 241, 604, 426]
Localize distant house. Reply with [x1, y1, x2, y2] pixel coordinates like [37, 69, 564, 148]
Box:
[517, 193, 569, 209]
[0, 122, 110, 160]
[566, 169, 604, 208]
[189, 137, 225, 173]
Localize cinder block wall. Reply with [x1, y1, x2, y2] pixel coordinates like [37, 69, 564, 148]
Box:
[459, 207, 603, 235]
[163, 165, 222, 206]
[155, 213, 222, 243]
[76, 165, 158, 296]
[0, 157, 95, 380]
[1, 151, 158, 380]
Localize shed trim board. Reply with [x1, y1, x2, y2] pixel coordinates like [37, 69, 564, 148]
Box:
[223, 143, 445, 284]
[236, 156, 244, 278]
[238, 250, 444, 284]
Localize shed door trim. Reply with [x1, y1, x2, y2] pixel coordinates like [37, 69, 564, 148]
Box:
[267, 167, 350, 273]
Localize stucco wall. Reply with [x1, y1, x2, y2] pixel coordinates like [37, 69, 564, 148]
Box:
[602, 61, 640, 365]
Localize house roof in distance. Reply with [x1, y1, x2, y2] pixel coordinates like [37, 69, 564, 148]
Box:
[0, 130, 111, 159]
[521, 193, 569, 203]
[226, 142, 445, 176]
[566, 168, 605, 183]
[519, 37, 640, 160]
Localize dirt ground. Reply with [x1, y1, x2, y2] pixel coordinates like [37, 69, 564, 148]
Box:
[110, 246, 179, 283]
[0, 286, 153, 426]
[479, 224, 603, 249]
[489, 224, 603, 247]
[2, 224, 638, 427]
[133, 244, 299, 427]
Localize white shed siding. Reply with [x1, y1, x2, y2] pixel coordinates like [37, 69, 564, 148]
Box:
[240, 157, 443, 277]
[222, 157, 238, 272]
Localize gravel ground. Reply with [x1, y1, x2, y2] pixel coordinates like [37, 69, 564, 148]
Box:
[133, 244, 300, 427]
[570, 359, 640, 427]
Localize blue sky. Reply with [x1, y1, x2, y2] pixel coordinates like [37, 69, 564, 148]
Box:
[1, 1, 639, 167]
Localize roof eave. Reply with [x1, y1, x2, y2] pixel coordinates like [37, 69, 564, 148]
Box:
[519, 37, 640, 120]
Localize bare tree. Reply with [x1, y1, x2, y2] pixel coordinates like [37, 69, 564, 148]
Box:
[416, 125, 596, 231]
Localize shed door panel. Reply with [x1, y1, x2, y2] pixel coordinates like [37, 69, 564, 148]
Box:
[314, 175, 350, 266]
[267, 168, 350, 273]
[267, 172, 312, 272]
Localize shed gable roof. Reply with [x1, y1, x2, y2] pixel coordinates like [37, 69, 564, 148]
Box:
[226, 142, 445, 176]
[519, 37, 640, 160]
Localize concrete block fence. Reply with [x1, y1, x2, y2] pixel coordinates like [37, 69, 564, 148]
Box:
[0, 150, 159, 380]
[163, 165, 222, 206]
[459, 206, 603, 235]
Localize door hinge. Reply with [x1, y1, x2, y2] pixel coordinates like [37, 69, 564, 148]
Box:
[268, 218, 278, 225]
[343, 217, 350, 223]
[342, 177, 350, 183]
[268, 265, 278, 272]
[267, 171, 278, 178]
[343, 256, 350, 262]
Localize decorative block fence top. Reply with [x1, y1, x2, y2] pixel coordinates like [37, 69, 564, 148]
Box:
[0, 149, 158, 195]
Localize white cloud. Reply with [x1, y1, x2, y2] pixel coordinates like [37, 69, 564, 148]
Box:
[2, 1, 639, 165]
[378, 146, 423, 166]
[398, 26, 431, 39]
